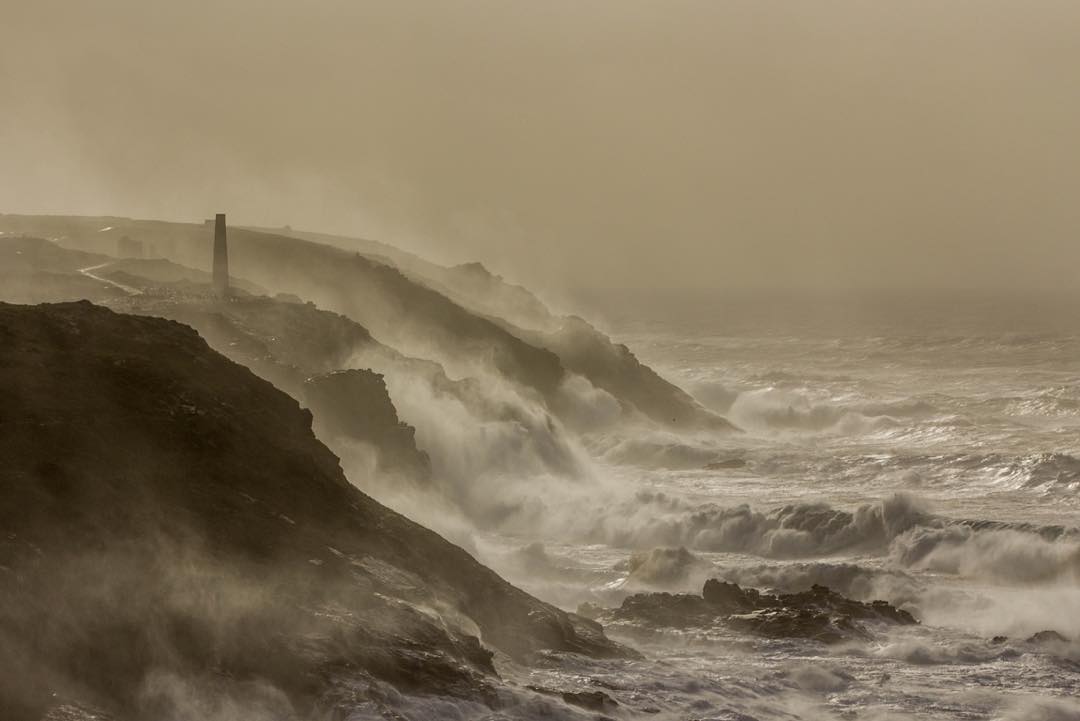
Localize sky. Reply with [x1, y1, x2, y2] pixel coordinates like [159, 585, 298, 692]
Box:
[2, 0, 1079, 293]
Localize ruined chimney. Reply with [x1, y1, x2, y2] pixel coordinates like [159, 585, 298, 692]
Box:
[212, 213, 229, 298]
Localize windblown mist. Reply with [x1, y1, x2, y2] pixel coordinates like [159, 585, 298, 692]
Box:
[2, 3, 1080, 721]
[4, 0, 1080, 294]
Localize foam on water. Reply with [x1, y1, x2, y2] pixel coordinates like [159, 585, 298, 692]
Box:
[359, 294, 1080, 719]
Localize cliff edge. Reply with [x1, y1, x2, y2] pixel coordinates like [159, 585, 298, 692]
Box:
[0, 301, 624, 721]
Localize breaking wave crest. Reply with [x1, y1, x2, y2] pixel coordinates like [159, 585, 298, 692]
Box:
[728, 388, 903, 434]
[711, 562, 920, 604]
[600, 492, 930, 557]
[591, 435, 725, 469]
[994, 452, 1080, 494]
[891, 525, 1080, 584]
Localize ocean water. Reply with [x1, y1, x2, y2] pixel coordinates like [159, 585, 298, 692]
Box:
[448, 292, 1080, 720]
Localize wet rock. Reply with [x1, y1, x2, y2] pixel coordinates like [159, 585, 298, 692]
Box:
[702, 579, 768, 612]
[303, 369, 431, 480]
[526, 686, 619, 712]
[562, 689, 618, 712]
[725, 606, 873, 644]
[601, 592, 720, 629]
[593, 580, 915, 643]
[0, 302, 628, 721]
[778, 585, 917, 626]
[704, 458, 747, 470]
[1027, 630, 1070, 645]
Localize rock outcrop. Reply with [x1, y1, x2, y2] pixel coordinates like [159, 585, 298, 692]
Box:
[0, 216, 733, 432]
[582, 579, 916, 644]
[0, 238, 585, 493]
[0, 301, 625, 721]
[303, 369, 431, 479]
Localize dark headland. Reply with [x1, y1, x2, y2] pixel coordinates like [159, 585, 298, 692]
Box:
[0, 301, 625, 721]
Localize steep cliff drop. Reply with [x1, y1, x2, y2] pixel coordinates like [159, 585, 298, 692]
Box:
[0, 216, 734, 432]
[0, 301, 626, 721]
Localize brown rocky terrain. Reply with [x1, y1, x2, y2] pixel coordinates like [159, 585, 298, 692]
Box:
[0, 215, 733, 431]
[0, 301, 626, 721]
[581, 579, 917, 644]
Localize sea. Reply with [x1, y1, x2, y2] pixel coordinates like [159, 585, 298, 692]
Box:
[400, 290, 1080, 721]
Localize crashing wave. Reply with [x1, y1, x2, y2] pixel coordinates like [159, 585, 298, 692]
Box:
[997, 453, 1080, 494]
[710, 562, 920, 604]
[891, 525, 1080, 584]
[727, 387, 905, 435]
[596, 492, 930, 558]
[594, 436, 726, 470]
[614, 547, 716, 592]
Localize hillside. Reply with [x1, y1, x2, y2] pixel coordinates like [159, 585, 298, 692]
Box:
[0, 301, 624, 721]
[259, 225, 731, 428]
[0, 215, 730, 429]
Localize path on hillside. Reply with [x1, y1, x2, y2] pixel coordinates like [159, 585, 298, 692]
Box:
[78, 263, 143, 296]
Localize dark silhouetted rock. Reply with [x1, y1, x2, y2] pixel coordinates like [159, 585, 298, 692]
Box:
[562, 689, 618, 712]
[0, 301, 627, 721]
[1027, 630, 1070, 645]
[526, 686, 619, 713]
[702, 579, 768, 612]
[591, 593, 719, 629]
[591, 580, 916, 644]
[303, 369, 431, 480]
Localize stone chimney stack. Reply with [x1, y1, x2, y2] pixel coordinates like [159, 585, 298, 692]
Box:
[212, 213, 229, 298]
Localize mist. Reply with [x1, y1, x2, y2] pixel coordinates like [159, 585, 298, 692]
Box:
[4, 0, 1080, 294]
[4, 3, 1080, 719]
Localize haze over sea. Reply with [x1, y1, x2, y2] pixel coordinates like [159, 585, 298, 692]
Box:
[474, 288, 1080, 720]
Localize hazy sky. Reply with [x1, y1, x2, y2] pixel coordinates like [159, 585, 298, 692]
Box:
[3, 1, 1079, 293]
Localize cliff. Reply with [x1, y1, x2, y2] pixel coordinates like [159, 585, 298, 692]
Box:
[303, 369, 432, 480]
[0, 217, 730, 431]
[0, 301, 623, 721]
[255, 225, 730, 429]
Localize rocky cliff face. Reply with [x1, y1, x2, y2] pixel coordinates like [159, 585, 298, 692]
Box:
[89, 280, 433, 484]
[580, 579, 916, 645]
[250, 224, 731, 430]
[303, 369, 432, 480]
[0, 238, 588, 500]
[1, 242, 435, 486]
[0, 216, 732, 431]
[0, 301, 624, 721]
